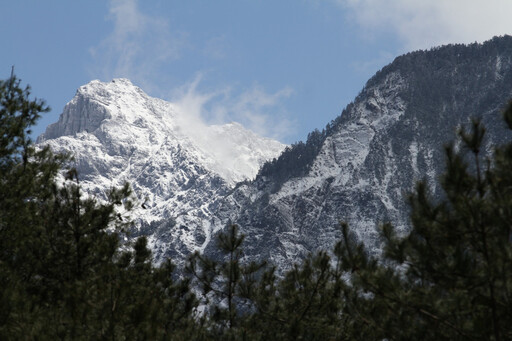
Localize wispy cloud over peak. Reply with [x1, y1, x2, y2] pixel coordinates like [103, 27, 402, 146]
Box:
[171, 75, 296, 142]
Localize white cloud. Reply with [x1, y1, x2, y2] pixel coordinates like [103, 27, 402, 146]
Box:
[169, 77, 292, 183]
[337, 0, 512, 51]
[225, 86, 295, 139]
[172, 75, 295, 141]
[89, 0, 185, 91]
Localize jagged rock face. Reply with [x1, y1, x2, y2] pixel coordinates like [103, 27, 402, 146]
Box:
[37, 79, 286, 263]
[206, 36, 512, 271]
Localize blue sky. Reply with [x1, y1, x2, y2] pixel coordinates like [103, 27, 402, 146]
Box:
[2, 1, 512, 144]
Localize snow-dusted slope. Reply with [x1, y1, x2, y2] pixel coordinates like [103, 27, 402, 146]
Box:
[203, 37, 512, 272]
[38, 78, 286, 262]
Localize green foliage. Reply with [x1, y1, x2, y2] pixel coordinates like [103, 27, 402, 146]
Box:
[244, 251, 347, 340]
[188, 225, 349, 340]
[187, 224, 266, 338]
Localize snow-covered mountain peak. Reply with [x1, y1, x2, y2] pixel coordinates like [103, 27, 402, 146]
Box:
[39, 79, 286, 185]
[78, 78, 137, 96]
[75, 78, 176, 126]
[36, 77, 288, 260]
[38, 78, 169, 141]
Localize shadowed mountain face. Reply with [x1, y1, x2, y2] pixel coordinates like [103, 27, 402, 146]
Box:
[202, 36, 512, 271]
[39, 36, 512, 270]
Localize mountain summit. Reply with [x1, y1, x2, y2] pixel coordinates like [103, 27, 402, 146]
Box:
[38, 78, 286, 261]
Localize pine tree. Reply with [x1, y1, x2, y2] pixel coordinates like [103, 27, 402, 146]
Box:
[187, 224, 265, 339]
[0, 73, 66, 339]
[243, 251, 346, 340]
